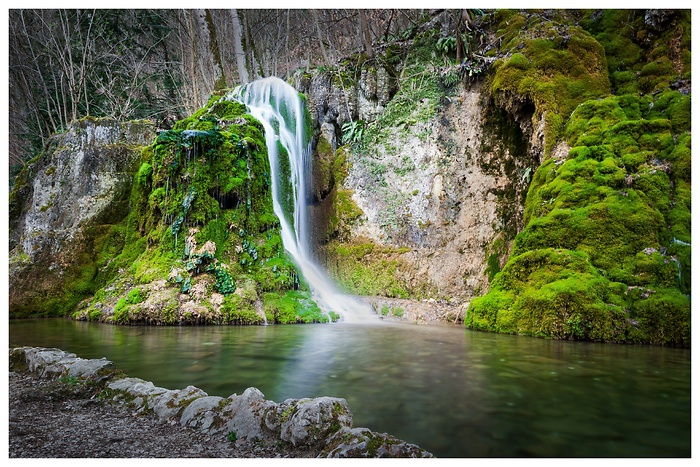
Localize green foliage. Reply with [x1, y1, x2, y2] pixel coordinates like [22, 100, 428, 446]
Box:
[227, 431, 238, 443]
[352, 41, 447, 157]
[436, 36, 457, 55]
[59, 375, 81, 386]
[126, 287, 145, 305]
[211, 266, 236, 295]
[341, 120, 365, 145]
[378, 304, 405, 318]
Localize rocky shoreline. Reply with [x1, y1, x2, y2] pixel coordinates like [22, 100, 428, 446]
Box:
[8, 346, 433, 458]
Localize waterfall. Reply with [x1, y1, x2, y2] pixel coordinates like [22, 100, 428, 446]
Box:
[230, 77, 375, 324]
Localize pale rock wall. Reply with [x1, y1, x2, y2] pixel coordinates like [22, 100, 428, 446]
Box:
[344, 85, 537, 299]
[8, 118, 155, 314]
[300, 73, 539, 302]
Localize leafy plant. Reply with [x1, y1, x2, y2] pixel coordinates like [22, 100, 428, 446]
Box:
[60, 375, 80, 386]
[211, 266, 236, 295]
[341, 120, 365, 145]
[227, 431, 238, 443]
[436, 36, 457, 55]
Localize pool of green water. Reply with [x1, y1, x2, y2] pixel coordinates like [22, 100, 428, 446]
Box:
[9, 318, 691, 457]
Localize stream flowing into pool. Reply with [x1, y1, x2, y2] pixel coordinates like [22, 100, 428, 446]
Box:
[9, 318, 691, 457]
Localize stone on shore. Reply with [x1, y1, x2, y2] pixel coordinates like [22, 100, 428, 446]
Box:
[9, 346, 433, 458]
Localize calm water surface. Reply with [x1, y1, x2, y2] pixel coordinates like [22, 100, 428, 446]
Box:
[9, 318, 691, 457]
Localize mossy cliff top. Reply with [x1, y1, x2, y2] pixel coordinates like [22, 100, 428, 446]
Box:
[466, 9, 690, 346]
[488, 10, 611, 156]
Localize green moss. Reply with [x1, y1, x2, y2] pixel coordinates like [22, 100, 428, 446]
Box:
[489, 14, 610, 155]
[471, 91, 691, 345]
[263, 290, 334, 324]
[220, 294, 263, 325]
[580, 10, 691, 95]
[113, 91, 307, 321]
[323, 241, 412, 298]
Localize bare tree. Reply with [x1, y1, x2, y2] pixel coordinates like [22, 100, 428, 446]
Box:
[230, 9, 250, 84]
[8, 8, 429, 173]
[359, 10, 374, 59]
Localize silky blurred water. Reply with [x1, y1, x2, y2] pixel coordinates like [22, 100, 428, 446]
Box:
[9, 318, 691, 457]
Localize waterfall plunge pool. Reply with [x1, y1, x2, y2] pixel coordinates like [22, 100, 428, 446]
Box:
[9, 318, 691, 457]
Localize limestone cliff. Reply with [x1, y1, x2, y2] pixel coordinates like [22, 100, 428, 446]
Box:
[9, 118, 155, 316]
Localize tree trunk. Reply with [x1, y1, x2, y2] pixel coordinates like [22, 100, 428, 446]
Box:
[230, 9, 250, 84]
[311, 10, 330, 66]
[359, 10, 374, 59]
[242, 11, 261, 81]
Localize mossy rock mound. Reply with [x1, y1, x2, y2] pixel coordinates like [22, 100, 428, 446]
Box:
[73, 92, 332, 325]
[489, 10, 611, 155]
[467, 91, 691, 346]
[579, 9, 691, 96]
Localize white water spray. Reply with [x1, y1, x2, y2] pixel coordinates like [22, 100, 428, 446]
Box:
[231, 77, 376, 324]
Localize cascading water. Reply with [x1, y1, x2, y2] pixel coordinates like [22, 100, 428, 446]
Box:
[231, 77, 376, 323]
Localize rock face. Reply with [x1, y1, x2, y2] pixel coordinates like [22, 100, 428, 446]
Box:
[342, 85, 537, 300]
[292, 9, 691, 345]
[297, 69, 538, 303]
[9, 346, 433, 458]
[8, 118, 155, 316]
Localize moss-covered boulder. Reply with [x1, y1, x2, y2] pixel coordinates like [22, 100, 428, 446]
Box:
[467, 91, 691, 346]
[72, 92, 332, 325]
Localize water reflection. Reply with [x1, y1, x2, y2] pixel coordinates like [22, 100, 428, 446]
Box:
[9, 319, 690, 458]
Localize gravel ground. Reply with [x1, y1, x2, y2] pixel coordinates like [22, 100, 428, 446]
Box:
[8, 371, 317, 458]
